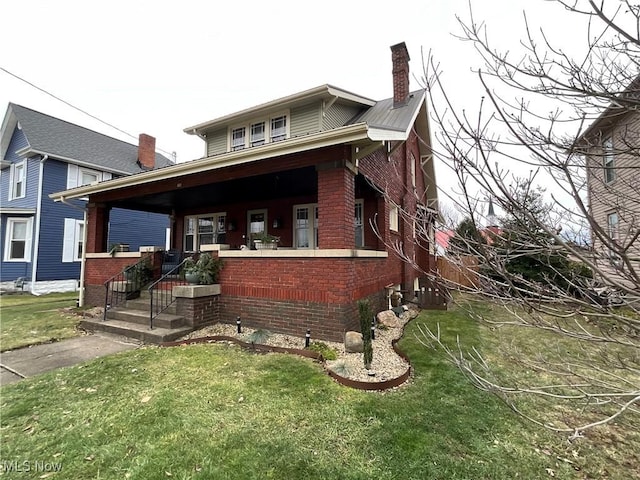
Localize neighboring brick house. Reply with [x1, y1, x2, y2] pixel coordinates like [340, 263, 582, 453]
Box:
[0, 103, 173, 294]
[577, 78, 640, 287]
[51, 42, 440, 341]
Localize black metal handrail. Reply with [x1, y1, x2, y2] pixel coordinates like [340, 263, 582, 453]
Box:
[103, 256, 153, 320]
[147, 257, 192, 329]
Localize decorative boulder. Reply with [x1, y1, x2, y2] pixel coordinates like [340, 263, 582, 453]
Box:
[400, 305, 420, 322]
[377, 310, 401, 328]
[344, 331, 364, 352]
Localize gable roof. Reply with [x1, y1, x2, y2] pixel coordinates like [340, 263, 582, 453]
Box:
[1, 103, 173, 174]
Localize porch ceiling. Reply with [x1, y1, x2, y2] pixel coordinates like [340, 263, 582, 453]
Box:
[105, 166, 318, 212]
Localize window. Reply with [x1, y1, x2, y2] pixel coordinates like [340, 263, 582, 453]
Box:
[410, 153, 416, 188]
[355, 200, 364, 247]
[389, 205, 399, 232]
[80, 169, 99, 186]
[62, 218, 84, 262]
[294, 204, 318, 249]
[4, 217, 32, 261]
[229, 112, 289, 151]
[9, 160, 26, 200]
[232, 127, 246, 151]
[184, 213, 226, 251]
[251, 122, 265, 147]
[270, 115, 287, 142]
[603, 136, 615, 183]
[66, 164, 111, 189]
[607, 212, 619, 240]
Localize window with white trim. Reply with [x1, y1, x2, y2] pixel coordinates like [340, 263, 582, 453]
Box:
[603, 136, 615, 183]
[184, 213, 226, 252]
[355, 199, 364, 247]
[66, 164, 112, 189]
[9, 160, 26, 200]
[4, 217, 32, 261]
[294, 203, 318, 249]
[607, 211, 619, 241]
[389, 204, 399, 232]
[228, 111, 289, 151]
[62, 218, 84, 262]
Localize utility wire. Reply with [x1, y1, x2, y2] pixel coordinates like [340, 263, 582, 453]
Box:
[0, 66, 176, 159]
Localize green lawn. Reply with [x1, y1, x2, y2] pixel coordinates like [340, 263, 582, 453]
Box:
[4, 299, 635, 479]
[0, 292, 80, 351]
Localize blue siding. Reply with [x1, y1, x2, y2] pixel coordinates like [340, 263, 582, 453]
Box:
[109, 209, 168, 250]
[35, 159, 83, 281]
[0, 127, 40, 209]
[0, 214, 33, 281]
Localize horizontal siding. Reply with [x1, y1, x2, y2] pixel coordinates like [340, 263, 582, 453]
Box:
[290, 103, 321, 138]
[586, 111, 640, 263]
[322, 103, 362, 130]
[36, 160, 83, 281]
[206, 128, 227, 157]
[109, 209, 169, 251]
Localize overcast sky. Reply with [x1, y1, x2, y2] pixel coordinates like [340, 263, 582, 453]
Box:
[1, 0, 581, 173]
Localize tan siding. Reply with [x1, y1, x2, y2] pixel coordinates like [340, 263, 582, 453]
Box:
[586, 110, 640, 269]
[290, 104, 321, 138]
[206, 129, 227, 156]
[322, 103, 362, 130]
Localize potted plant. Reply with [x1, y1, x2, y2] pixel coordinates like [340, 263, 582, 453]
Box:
[183, 253, 223, 284]
[253, 232, 280, 250]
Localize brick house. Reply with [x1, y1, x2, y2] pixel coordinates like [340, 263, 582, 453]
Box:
[50, 42, 440, 342]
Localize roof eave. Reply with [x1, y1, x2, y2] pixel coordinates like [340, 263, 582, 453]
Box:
[50, 123, 371, 201]
[16, 147, 134, 176]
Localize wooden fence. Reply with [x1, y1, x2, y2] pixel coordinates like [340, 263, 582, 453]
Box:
[436, 255, 479, 289]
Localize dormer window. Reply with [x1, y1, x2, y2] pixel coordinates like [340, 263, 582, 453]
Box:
[251, 122, 265, 147]
[228, 111, 289, 151]
[232, 127, 246, 151]
[270, 115, 287, 142]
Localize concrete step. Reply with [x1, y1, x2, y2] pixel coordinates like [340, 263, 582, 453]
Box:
[80, 318, 192, 344]
[126, 298, 177, 315]
[106, 308, 185, 329]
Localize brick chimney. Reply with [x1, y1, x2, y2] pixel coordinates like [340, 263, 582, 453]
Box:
[391, 42, 410, 107]
[138, 133, 156, 170]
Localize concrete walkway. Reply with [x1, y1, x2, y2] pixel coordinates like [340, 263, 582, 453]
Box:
[0, 334, 138, 386]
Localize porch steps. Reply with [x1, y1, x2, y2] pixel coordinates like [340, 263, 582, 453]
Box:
[81, 286, 192, 344]
[79, 318, 191, 344]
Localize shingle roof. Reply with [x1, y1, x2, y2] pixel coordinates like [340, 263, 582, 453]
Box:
[348, 89, 426, 133]
[8, 103, 173, 173]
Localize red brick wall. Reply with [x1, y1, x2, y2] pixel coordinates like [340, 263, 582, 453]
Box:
[176, 295, 220, 327]
[317, 165, 355, 249]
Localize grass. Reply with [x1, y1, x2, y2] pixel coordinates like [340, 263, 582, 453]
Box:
[1, 295, 637, 479]
[0, 292, 80, 351]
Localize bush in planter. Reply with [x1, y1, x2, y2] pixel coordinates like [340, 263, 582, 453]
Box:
[183, 253, 223, 284]
[253, 232, 280, 249]
[124, 258, 153, 290]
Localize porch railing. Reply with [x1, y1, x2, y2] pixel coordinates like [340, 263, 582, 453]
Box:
[147, 258, 192, 329]
[103, 257, 153, 320]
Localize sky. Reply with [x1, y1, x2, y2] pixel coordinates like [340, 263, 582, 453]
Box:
[0, 1, 583, 186]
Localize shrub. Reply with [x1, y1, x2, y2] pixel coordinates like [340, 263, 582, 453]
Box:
[358, 300, 373, 369]
[308, 342, 338, 360]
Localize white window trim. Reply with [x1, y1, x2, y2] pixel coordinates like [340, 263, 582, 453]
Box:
[607, 211, 619, 241]
[8, 160, 26, 201]
[389, 204, 399, 232]
[293, 203, 318, 249]
[67, 164, 112, 189]
[4, 217, 33, 261]
[603, 136, 615, 184]
[227, 110, 290, 152]
[62, 218, 85, 262]
[184, 213, 227, 252]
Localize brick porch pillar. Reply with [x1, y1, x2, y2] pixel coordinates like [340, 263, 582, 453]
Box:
[86, 203, 110, 253]
[317, 163, 355, 249]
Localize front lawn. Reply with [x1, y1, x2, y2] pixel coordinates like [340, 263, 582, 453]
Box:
[4, 299, 632, 479]
[0, 292, 80, 351]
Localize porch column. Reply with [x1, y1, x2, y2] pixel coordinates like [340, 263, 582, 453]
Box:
[317, 163, 355, 249]
[86, 202, 110, 253]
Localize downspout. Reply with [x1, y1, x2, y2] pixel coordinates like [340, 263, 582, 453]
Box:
[58, 196, 88, 307]
[30, 155, 48, 295]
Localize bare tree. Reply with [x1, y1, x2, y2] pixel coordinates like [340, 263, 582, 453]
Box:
[377, 0, 640, 440]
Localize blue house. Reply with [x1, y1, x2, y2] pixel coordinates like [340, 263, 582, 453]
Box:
[0, 103, 173, 294]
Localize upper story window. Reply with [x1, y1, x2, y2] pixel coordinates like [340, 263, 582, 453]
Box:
[9, 160, 26, 200]
[270, 116, 287, 142]
[232, 127, 246, 151]
[607, 211, 619, 240]
[251, 122, 265, 147]
[389, 204, 399, 232]
[603, 136, 615, 183]
[67, 164, 111, 189]
[229, 111, 289, 151]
